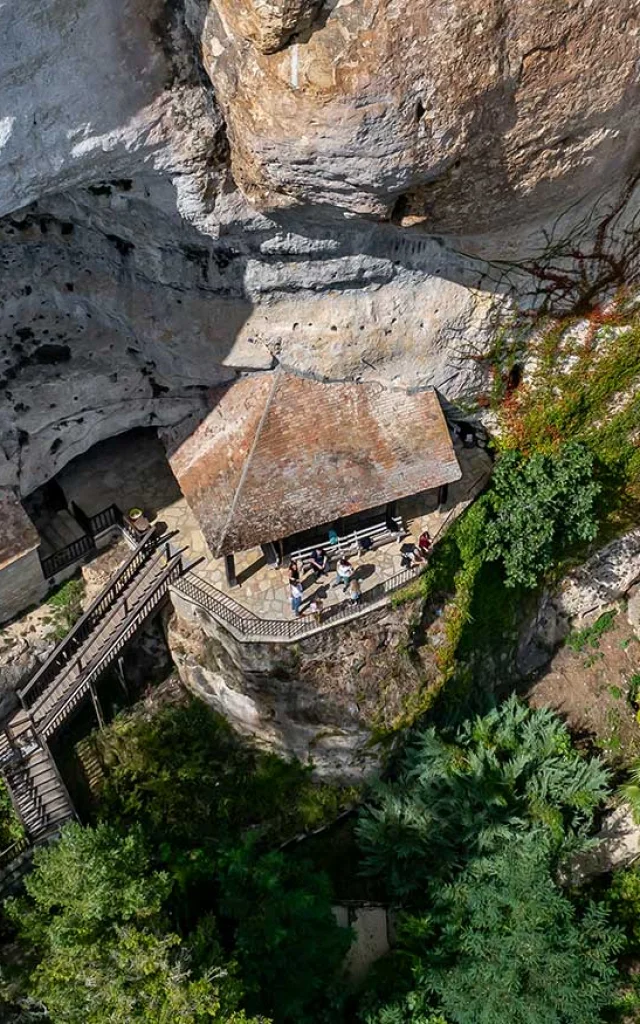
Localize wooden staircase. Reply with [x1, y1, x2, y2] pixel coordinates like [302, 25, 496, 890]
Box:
[0, 527, 192, 883]
[0, 722, 74, 840]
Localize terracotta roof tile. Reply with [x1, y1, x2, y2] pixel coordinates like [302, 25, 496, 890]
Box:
[166, 373, 461, 555]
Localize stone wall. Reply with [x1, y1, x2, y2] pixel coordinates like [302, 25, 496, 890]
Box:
[166, 589, 427, 780]
[0, 547, 47, 627]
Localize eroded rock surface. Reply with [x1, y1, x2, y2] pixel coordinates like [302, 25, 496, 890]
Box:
[1, 0, 639, 500]
[204, 0, 640, 244]
[167, 590, 428, 780]
[518, 528, 640, 675]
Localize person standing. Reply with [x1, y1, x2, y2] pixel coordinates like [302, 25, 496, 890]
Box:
[290, 579, 304, 616]
[333, 557, 353, 592]
[288, 559, 301, 586]
[348, 577, 362, 605]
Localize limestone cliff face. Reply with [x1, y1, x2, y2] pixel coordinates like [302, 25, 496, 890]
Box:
[204, 0, 640, 245]
[0, 0, 639, 497]
[167, 591, 427, 780]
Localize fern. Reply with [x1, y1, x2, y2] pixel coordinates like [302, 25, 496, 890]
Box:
[357, 695, 608, 900]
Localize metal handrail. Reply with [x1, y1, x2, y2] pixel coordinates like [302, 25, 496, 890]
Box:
[40, 533, 97, 579]
[173, 563, 422, 644]
[20, 527, 158, 705]
[39, 552, 185, 738]
[88, 503, 122, 535]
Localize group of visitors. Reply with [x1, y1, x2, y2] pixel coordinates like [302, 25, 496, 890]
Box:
[400, 529, 432, 569]
[286, 530, 432, 617]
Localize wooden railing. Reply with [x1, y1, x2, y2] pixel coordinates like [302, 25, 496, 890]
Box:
[39, 551, 186, 738]
[20, 528, 159, 707]
[40, 533, 96, 580]
[88, 503, 122, 536]
[0, 835, 30, 871]
[39, 503, 135, 581]
[173, 563, 422, 644]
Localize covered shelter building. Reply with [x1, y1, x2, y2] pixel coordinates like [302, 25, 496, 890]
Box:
[163, 372, 462, 585]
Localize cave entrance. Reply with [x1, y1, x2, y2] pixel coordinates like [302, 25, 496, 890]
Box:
[21, 427, 184, 587]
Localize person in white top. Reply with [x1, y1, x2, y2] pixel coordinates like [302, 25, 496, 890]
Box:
[333, 557, 354, 592]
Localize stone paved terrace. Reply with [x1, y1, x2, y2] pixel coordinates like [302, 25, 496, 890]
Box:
[51, 429, 492, 622]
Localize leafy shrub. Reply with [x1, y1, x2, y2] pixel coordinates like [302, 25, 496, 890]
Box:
[0, 779, 24, 850]
[46, 576, 85, 639]
[96, 699, 352, 869]
[483, 442, 600, 588]
[357, 695, 608, 900]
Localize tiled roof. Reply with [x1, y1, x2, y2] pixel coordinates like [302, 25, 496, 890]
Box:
[164, 373, 461, 556]
[0, 488, 40, 571]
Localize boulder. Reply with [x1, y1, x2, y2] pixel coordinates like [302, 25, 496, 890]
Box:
[517, 529, 640, 675]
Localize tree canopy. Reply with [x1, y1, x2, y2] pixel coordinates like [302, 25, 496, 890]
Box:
[481, 442, 600, 588]
[355, 698, 621, 1024]
[5, 823, 259, 1024]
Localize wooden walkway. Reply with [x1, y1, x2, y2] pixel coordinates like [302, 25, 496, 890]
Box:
[0, 527, 190, 874]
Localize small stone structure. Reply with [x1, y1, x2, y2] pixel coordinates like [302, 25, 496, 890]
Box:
[333, 904, 391, 983]
[0, 488, 46, 626]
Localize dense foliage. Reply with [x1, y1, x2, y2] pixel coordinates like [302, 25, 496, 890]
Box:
[361, 838, 622, 1024]
[0, 780, 24, 850]
[218, 838, 350, 1022]
[481, 442, 600, 588]
[5, 824, 257, 1024]
[3, 700, 351, 1024]
[96, 699, 348, 863]
[496, 298, 640, 523]
[355, 698, 622, 1024]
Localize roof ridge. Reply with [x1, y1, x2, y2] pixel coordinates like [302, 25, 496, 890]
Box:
[214, 370, 281, 556]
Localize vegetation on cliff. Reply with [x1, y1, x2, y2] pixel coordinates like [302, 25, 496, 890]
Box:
[7, 696, 640, 1024]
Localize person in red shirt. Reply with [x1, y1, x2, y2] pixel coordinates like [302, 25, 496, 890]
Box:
[418, 530, 432, 559]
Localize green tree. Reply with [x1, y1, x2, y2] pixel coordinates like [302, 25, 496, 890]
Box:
[6, 823, 261, 1024]
[26, 925, 257, 1024]
[0, 779, 25, 850]
[357, 696, 609, 899]
[97, 700, 347, 876]
[218, 837, 351, 1024]
[483, 442, 600, 588]
[379, 838, 622, 1024]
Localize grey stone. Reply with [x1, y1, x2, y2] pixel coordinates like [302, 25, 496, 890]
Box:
[627, 586, 640, 638]
[518, 530, 640, 675]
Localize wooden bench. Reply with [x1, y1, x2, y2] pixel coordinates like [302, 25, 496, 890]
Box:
[289, 516, 405, 569]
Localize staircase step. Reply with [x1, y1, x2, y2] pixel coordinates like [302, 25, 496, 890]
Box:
[2, 533, 181, 840]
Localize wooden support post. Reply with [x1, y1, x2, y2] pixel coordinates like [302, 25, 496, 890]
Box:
[225, 554, 238, 588]
[437, 483, 449, 510]
[89, 682, 105, 730]
[116, 657, 130, 700]
[261, 542, 278, 567]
